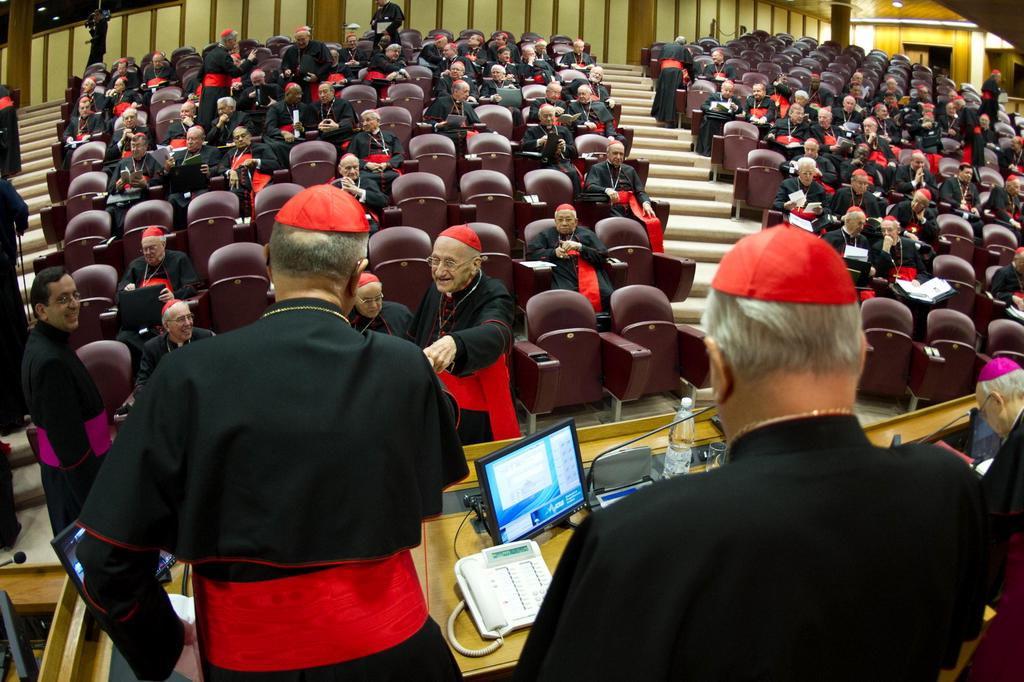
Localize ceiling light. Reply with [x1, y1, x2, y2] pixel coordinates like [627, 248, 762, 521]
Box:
[36, 5, 46, 11]
[51, 15, 59, 20]
[892, 0, 904, 7]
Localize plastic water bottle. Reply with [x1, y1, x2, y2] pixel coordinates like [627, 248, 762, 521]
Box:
[663, 397, 695, 479]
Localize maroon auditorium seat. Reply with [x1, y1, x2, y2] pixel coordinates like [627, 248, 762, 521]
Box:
[68, 141, 107, 181]
[608, 285, 709, 415]
[404, 65, 435, 102]
[340, 85, 379, 119]
[186, 191, 240, 282]
[460, 170, 516, 243]
[368, 225, 433, 312]
[287, 141, 338, 188]
[860, 297, 915, 398]
[908, 309, 978, 408]
[382, 83, 424, 124]
[733, 149, 786, 219]
[474, 105, 514, 140]
[523, 168, 574, 211]
[408, 134, 458, 201]
[987, 320, 1024, 365]
[467, 132, 514, 182]
[76, 340, 132, 420]
[468, 222, 513, 294]
[63, 211, 111, 273]
[711, 121, 759, 182]
[69, 264, 118, 350]
[595, 217, 695, 302]
[205, 243, 270, 333]
[253, 183, 304, 245]
[386, 173, 456, 241]
[377, 106, 414, 150]
[154, 106, 183, 147]
[936, 215, 976, 264]
[125, 199, 174, 234]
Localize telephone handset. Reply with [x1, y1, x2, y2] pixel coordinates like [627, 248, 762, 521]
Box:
[446, 540, 552, 657]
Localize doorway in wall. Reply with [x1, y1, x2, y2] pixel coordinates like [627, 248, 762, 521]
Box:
[904, 43, 953, 76]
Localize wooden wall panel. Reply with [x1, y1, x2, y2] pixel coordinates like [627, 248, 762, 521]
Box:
[606, 0, 628, 64]
[499, 2, 525, 41]
[154, 6, 183, 56]
[217, 0, 245, 37]
[341, 0, 369, 34]
[46, 32, 69, 102]
[183, 0, 212, 48]
[246, 0, 275, 43]
[819, 21, 830, 42]
[443, 0, 470, 34]
[738, 0, 754, 37]
[719, 0, 736, 41]
[556, 0, 579, 38]
[679, 0, 699, 42]
[107, 16, 125, 56]
[755, 2, 772, 32]
[125, 12, 153, 62]
[772, 6, 786, 34]
[698, 0, 716, 39]
[655, 0, 675, 42]
[0, 48, 6, 85]
[30, 37, 44, 106]
[529, 0, 554, 37]
[474, 0, 499, 37]
[805, 17, 818, 42]
[71, 25, 90, 74]
[581, 0, 606, 61]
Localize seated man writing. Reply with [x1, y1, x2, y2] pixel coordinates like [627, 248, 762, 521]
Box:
[526, 204, 613, 312]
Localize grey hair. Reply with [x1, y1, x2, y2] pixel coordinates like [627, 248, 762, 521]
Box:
[794, 89, 808, 99]
[186, 125, 205, 139]
[843, 210, 865, 226]
[675, 36, 687, 45]
[162, 300, 187, 323]
[269, 223, 368, 282]
[576, 84, 593, 96]
[796, 157, 816, 172]
[701, 289, 862, 381]
[217, 96, 237, 108]
[386, 43, 402, 51]
[361, 109, 381, 121]
[978, 369, 1024, 401]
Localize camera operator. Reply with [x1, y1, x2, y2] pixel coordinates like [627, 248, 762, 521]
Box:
[85, 9, 110, 72]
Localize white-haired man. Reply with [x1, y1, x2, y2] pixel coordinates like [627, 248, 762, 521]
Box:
[163, 126, 221, 228]
[237, 68, 282, 111]
[970, 357, 1024, 680]
[772, 156, 826, 227]
[281, 25, 332, 101]
[76, 185, 465, 680]
[331, 153, 388, 232]
[160, 100, 197, 148]
[567, 84, 621, 143]
[515, 225, 988, 681]
[133, 299, 213, 396]
[349, 109, 404, 194]
[695, 79, 742, 156]
[873, 216, 928, 282]
[206, 96, 253, 146]
[199, 28, 257, 128]
[583, 140, 662, 251]
[559, 38, 596, 70]
[526, 203, 613, 311]
[528, 80, 566, 123]
[521, 103, 580, 193]
[424, 79, 483, 151]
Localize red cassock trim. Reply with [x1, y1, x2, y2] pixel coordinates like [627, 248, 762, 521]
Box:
[169, 138, 188, 149]
[892, 266, 918, 282]
[569, 249, 602, 312]
[659, 59, 683, 70]
[440, 359, 520, 440]
[617, 190, 663, 253]
[202, 73, 233, 88]
[0, 96, 14, 110]
[192, 550, 428, 672]
[141, 277, 173, 292]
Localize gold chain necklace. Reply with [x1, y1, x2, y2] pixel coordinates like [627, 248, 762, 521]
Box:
[262, 305, 350, 325]
[730, 408, 855, 445]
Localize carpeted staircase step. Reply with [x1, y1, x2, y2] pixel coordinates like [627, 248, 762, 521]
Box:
[661, 196, 733, 218]
[646, 177, 734, 202]
[628, 146, 709, 167]
[665, 215, 761, 243]
[671, 297, 707, 324]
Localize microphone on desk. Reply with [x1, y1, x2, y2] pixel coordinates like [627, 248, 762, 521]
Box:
[910, 410, 973, 445]
[0, 552, 27, 568]
[584, 405, 716, 503]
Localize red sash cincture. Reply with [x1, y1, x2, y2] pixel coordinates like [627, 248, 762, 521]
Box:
[892, 266, 918, 282]
[169, 138, 187, 149]
[660, 59, 683, 70]
[192, 551, 428, 672]
[567, 247, 602, 312]
[616, 190, 663, 253]
[749, 107, 768, 119]
[440, 358, 520, 440]
[203, 73, 232, 88]
[0, 96, 14, 110]
[147, 77, 167, 88]
[140, 276, 173, 292]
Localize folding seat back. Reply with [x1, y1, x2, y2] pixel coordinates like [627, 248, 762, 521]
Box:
[467, 132, 514, 182]
[125, 199, 173, 233]
[186, 191, 240, 281]
[741, 72, 770, 89]
[474, 105, 514, 140]
[523, 219, 555, 245]
[151, 86, 184, 103]
[69, 142, 107, 181]
[722, 121, 759, 173]
[575, 134, 611, 159]
[933, 254, 977, 317]
[859, 297, 915, 397]
[468, 222, 513, 293]
[377, 105, 414, 150]
[288, 141, 338, 188]
[64, 211, 111, 273]
[923, 309, 978, 401]
[983, 225, 1018, 267]
[610, 285, 682, 395]
[596, 217, 655, 284]
[367, 225, 433, 311]
[253, 183, 304, 245]
[978, 166, 1004, 190]
[523, 169, 574, 211]
[521, 84, 548, 103]
[69, 264, 117, 350]
[408, 134, 458, 200]
[391, 173, 450, 241]
[744, 149, 786, 210]
[988, 319, 1024, 364]
[340, 85, 378, 119]
[207, 243, 270, 333]
[67, 172, 108, 221]
[460, 170, 515, 243]
[76, 340, 132, 420]
[686, 79, 715, 117]
[404, 65, 435, 102]
[525, 290, 604, 407]
[155, 106, 183, 147]
[385, 83, 425, 123]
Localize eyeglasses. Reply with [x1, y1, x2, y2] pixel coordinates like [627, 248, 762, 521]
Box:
[169, 314, 194, 324]
[141, 245, 163, 254]
[427, 256, 474, 271]
[358, 295, 384, 304]
[52, 291, 81, 306]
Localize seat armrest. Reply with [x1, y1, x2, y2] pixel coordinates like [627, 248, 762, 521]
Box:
[653, 253, 696, 302]
[512, 341, 561, 415]
[512, 260, 553, 310]
[189, 291, 212, 330]
[450, 203, 477, 224]
[382, 206, 403, 228]
[599, 331, 651, 401]
[40, 205, 67, 245]
[33, 252, 64, 275]
[690, 109, 703, 137]
[458, 156, 483, 175]
[603, 259, 629, 289]
[514, 200, 548, 242]
[733, 168, 750, 205]
[676, 324, 710, 388]
[673, 90, 687, 125]
[711, 135, 725, 165]
[92, 240, 124, 274]
[908, 342, 948, 400]
[401, 159, 419, 173]
[99, 307, 120, 339]
[147, 185, 167, 201]
[209, 176, 227, 192]
[272, 168, 291, 184]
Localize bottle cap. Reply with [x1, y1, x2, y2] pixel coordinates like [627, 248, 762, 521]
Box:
[681, 397, 693, 408]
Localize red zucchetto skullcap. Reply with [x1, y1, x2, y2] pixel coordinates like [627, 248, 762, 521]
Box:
[712, 226, 856, 305]
[992, 69, 1001, 76]
[1008, 175, 1020, 182]
[845, 206, 865, 215]
[275, 185, 369, 233]
[554, 203, 576, 213]
[142, 226, 166, 239]
[220, 28, 235, 38]
[852, 169, 869, 178]
[162, 299, 183, 316]
[295, 25, 311, 34]
[358, 272, 381, 287]
[917, 189, 932, 201]
[438, 225, 481, 251]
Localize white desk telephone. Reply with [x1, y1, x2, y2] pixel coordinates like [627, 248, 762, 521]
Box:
[447, 540, 552, 657]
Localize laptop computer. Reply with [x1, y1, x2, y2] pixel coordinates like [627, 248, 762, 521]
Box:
[118, 285, 164, 330]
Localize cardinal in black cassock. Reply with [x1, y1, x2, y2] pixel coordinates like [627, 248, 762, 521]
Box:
[198, 30, 255, 129]
[280, 26, 333, 103]
[584, 141, 663, 252]
[74, 185, 467, 681]
[527, 204, 613, 311]
[409, 225, 519, 445]
[0, 87, 21, 177]
[514, 226, 989, 682]
[349, 272, 413, 337]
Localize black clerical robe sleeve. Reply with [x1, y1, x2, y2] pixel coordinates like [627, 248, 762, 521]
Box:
[451, 285, 514, 376]
[32, 359, 95, 468]
[526, 230, 559, 261]
[990, 266, 1022, 305]
[167, 251, 199, 298]
[357, 177, 388, 211]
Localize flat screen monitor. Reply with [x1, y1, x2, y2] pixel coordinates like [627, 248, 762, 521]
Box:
[50, 524, 176, 601]
[0, 590, 39, 682]
[968, 408, 1001, 464]
[476, 419, 586, 546]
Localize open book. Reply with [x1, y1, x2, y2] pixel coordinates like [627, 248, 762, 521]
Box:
[894, 277, 955, 304]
